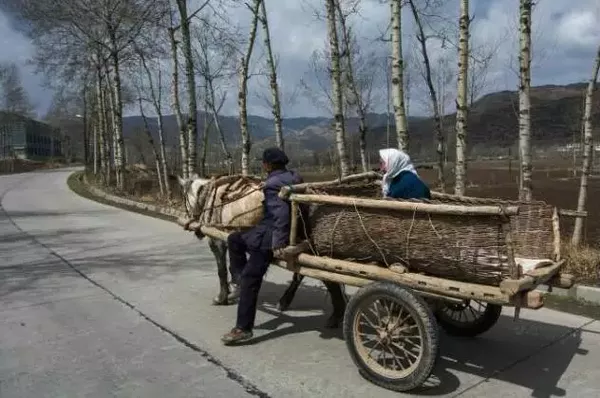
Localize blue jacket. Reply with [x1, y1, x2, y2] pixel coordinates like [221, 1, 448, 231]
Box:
[240, 168, 305, 251]
[387, 171, 431, 200]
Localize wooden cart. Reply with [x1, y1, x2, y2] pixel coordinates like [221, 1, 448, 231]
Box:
[191, 177, 577, 393]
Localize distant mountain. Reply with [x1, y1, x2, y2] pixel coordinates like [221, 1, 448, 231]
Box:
[122, 82, 600, 164]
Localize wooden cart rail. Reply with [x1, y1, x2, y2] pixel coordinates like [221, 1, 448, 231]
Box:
[180, 222, 572, 311]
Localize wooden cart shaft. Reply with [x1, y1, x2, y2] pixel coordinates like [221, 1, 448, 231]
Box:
[183, 223, 572, 311]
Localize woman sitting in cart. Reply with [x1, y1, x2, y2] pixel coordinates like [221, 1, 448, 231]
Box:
[379, 148, 431, 200]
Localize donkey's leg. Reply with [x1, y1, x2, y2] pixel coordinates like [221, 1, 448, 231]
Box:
[322, 281, 347, 329]
[277, 273, 304, 312]
[209, 238, 230, 306]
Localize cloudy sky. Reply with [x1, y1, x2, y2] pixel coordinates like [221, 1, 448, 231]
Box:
[1, 0, 599, 120]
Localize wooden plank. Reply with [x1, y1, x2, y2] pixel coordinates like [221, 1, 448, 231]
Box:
[499, 260, 565, 295]
[271, 260, 464, 304]
[272, 259, 370, 287]
[289, 201, 298, 246]
[509, 291, 544, 309]
[278, 172, 381, 199]
[558, 209, 588, 218]
[552, 207, 561, 261]
[289, 193, 520, 217]
[290, 252, 509, 304]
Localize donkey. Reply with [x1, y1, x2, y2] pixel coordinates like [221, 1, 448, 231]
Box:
[177, 173, 347, 328]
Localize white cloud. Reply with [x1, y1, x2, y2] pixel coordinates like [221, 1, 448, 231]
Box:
[1, 0, 599, 119]
[557, 9, 600, 49]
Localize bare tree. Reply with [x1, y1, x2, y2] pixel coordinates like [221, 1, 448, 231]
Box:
[10, 0, 168, 189]
[572, 44, 600, 246]
[174, 0, 212, 178]
[325, 0, 350, 177]
[518, 0, 533, 201]
[390, 0, 409, 152]
[134, 46, 171, 198]
[136, 86, 165, 196]
[258, 0, 284, 150]
[407, 0, 445, 191]
[194, 16, 237, 174]
[468, 40, 498, 106]
[238, 0, 262, 175]
[454, 0, 469, 196]
[168, 22, 189, 178]
[335, 0, 377, 173]
[0, 62, 35, 117]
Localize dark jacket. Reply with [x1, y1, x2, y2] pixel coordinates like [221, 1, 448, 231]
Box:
[241, 168, 305, 251]
[387, 171, 431, 200]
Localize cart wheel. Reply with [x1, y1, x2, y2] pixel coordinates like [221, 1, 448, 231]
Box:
[343, 282, 439, 392]
[434, 300, 502, 337]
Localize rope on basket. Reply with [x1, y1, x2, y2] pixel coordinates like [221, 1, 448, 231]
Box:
[405, 209, 417, 261]
[352, 199, 391, 267]
[329, 211, 344, 258]
[298, 204, 319, 256]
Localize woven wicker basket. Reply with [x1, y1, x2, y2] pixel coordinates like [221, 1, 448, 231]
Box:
[301, 182, 555, 287]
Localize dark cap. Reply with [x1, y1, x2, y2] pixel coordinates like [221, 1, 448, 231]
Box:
[262, 147, 289, 165]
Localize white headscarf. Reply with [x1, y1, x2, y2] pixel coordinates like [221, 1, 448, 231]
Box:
[379, 148, 417, 196]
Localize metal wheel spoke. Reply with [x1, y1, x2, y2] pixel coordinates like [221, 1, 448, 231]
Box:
[388, 346, 407, 370]
[358, 332, 378, 343]
[381, 343, 403, 370]
[399, 337, 422, 350]
[359, 312, 379, 330]
[467, 306, 480, 321]
[368, 340, 383, 356]
[368, 303, 383, 327]
[393, 323, 418, 334]
[391, 342, 419, 362]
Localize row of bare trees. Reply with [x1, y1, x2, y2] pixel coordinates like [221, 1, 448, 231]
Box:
[4, 0, 482, 191]
[4, 0, 599, 245]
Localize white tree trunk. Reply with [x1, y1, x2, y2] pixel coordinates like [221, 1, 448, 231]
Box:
[94, 66, 106, 182]
[199, 84, 213, 177]
[138, 96, 165, 196]
[169, 27, 189, 179]
[572, 44, 600, 246]
[408, 0, 445, 191]
[390, 0, 409, 152]
[239, 0, 261, 175]
[518, 0, 533, 201]
[140, 54, 171, 198]
[175, 0, 198, 178]
[208, 77, 233, 174]
[104, 63, 119, 187]
[259, 0, 284, 150]
[336, 0, 368, 173]
[99, 67, 112, 186]
[325, 0, 350, 177]
[454, 0, 470, 196]
[107, 46, 126, 190]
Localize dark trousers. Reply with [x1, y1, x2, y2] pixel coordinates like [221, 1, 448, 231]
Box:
[228, 231, 273, 331]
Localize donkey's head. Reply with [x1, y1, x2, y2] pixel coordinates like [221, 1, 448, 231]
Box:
[177, 173, 211, 219]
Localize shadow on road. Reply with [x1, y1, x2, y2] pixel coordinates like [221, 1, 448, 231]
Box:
[249, 280, 589, 398]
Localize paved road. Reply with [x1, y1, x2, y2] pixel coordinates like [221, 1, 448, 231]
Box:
[1, 169, 599, 398]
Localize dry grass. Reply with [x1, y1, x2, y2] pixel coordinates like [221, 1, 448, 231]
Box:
[562, 242, 600, 286]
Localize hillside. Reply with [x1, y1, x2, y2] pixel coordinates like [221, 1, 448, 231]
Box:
[122, 82, 600, 164]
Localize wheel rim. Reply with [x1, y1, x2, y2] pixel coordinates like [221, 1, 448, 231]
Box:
[352, 294, 424, 379]
[438, 299, 487, 324]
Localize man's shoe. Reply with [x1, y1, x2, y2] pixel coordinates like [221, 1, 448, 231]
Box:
[221, 327, 253, 345]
